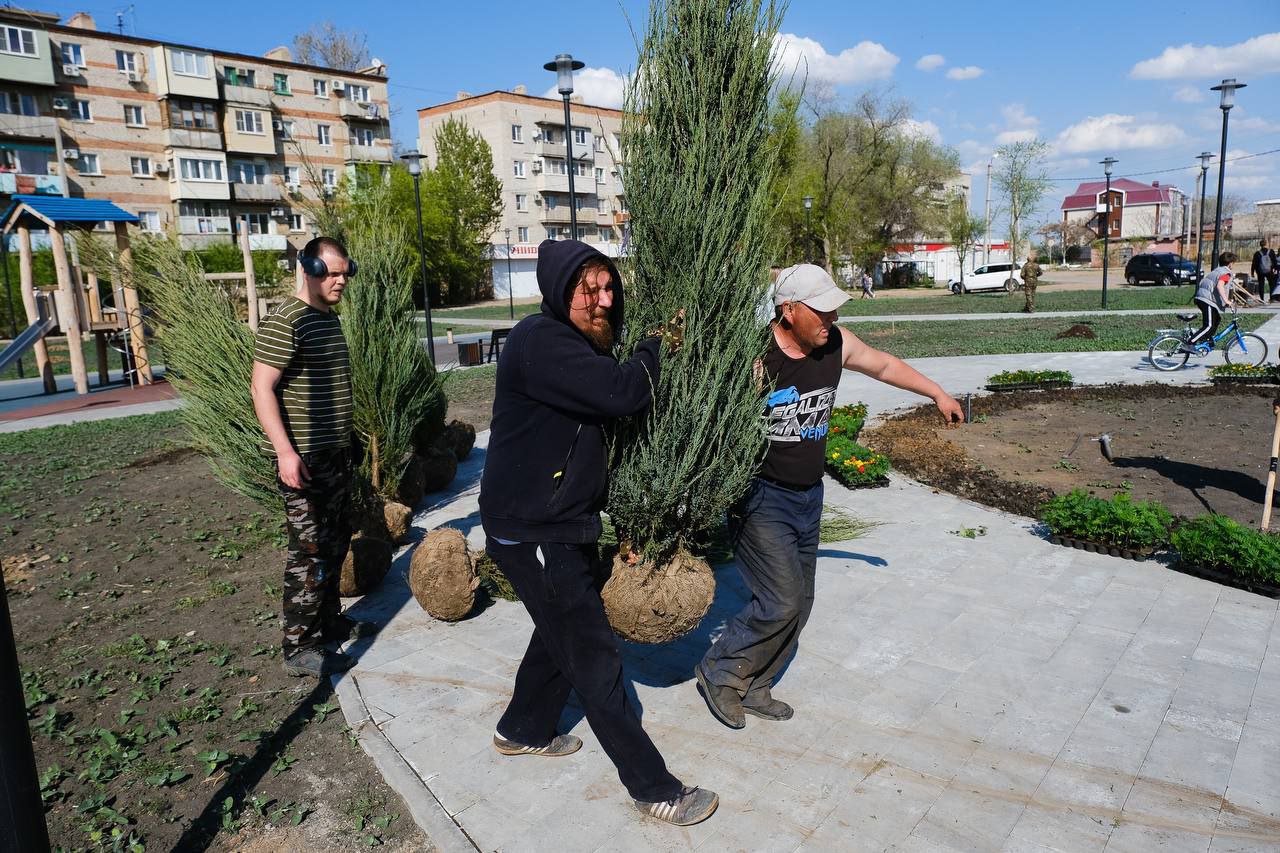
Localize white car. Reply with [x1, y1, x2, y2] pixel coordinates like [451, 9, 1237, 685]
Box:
[948, 263, 1023, 295]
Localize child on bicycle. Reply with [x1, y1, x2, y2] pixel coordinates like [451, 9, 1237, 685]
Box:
[1182, 251, 1237, 354]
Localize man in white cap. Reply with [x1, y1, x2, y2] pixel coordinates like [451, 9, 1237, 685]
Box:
[696, 264, 964, 728]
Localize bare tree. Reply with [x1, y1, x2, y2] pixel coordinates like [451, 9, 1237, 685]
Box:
[946, 192, 985, 287]
[993, 139, 1051, 311]
[293, 21, 369, 71]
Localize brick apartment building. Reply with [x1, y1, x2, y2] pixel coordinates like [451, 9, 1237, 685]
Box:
[0, 7, 392, 254]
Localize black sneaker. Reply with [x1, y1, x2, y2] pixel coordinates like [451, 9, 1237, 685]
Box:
[742, 691, 794, 721]
[282, 646, 356, 678]
[492, 731, 582, 757]
[695, 665, 745, 729]
[634, 786, 719, 826]
[323, 614, 379, 644]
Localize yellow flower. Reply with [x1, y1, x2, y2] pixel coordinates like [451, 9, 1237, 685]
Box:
[831, 452, 840, 459]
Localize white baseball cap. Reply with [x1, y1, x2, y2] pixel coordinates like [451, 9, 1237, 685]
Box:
[772, 264, 850, 312]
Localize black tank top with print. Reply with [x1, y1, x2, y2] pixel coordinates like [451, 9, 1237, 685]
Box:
[759, 328, 843, 488]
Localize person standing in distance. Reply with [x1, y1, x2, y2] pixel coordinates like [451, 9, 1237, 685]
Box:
[251, 237, 376, 678]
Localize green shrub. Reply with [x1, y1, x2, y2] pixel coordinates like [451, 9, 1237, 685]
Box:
[1171, 515, 1280, 584]
[988, 369, 1073, 386]
[1039, 489, 1172, 551]
[829, 403, 867, 442]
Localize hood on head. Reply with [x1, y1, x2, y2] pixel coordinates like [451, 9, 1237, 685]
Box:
[535, 239, 625, 332]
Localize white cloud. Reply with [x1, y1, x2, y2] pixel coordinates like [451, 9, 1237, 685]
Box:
[772, 33, 899, 86]
[995, 129, 1038, 145]
[945, 65, 984, 80]
[956, 139, 992, 161]
[542, 66, 627, 109]
[1234, 114, 1280, 134]
[1173, 86, 1205, 103]
[1130, 32, 1280, 79]
[900, 119, 941, 142]
[915, 54, 945, 72]
[1001, 103, 1038, 130]
[1055, 114, 1186, 153]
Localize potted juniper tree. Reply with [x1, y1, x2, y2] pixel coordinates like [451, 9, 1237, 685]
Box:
[602, 0, 787, 643]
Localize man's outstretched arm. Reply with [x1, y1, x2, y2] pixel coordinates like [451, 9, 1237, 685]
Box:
[838, 326, 964, 423]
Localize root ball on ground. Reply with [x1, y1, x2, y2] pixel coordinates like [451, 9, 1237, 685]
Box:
[420, 445, 459, 495]
[383, 500, 413, 543]
[602, 549, 715, 644]
[409, 527, 478, 621]
[443, 420, 477, 461]
[340, 535, 393, 597]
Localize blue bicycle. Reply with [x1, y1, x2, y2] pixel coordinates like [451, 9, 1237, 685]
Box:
[1148, 310, 1268, 371]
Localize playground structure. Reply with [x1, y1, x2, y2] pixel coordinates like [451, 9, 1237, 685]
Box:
[0, 195, 152, 395]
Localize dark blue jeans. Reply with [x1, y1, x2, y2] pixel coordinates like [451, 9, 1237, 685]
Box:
[701, 478, 823, 702]
[488, 537, 682, 803]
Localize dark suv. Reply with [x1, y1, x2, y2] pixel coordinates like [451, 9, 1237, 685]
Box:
[1123, 253, 1198, 286]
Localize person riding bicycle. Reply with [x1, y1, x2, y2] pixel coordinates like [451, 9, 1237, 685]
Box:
[1181, 251, 1237, 355]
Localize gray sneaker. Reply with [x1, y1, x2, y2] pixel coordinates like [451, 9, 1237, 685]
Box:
[695, 666, 745, 729]
[282, 646, 355, 678]
[492, 732, 583, 757]
[742, 691, 794, 721]
[634, 786, 719, 826]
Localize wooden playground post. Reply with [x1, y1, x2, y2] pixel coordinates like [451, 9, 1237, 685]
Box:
[238, 218, 259, 331]
[15, 224, 54, 393]
[114, 222, 152, 385]
[46, 225, 88, 395]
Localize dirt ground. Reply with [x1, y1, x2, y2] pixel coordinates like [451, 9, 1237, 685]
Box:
[865, 384, 1280, 524]
[1, 416, 429, 851]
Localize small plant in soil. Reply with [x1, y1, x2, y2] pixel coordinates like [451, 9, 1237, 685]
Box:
[1171, 515, 1280, 585]
[1208, 363, 1280, 381]
[1038, 489, 1173, 552]
[987, 369, 1073, 386]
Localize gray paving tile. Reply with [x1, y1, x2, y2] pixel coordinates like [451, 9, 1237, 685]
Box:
[911, 784, 1026, 851]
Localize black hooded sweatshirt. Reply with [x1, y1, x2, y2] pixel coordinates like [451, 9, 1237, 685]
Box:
[478, 240, 661, 544]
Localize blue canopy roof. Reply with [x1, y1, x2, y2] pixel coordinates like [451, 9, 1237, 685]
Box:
[2, 194, 140, 230]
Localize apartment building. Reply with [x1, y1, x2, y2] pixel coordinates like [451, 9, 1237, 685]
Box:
[418, 88, 628, 297]
[0, 7, 392, 253]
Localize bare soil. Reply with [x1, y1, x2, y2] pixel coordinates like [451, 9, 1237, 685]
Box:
[2, 422, 429, 851]
[864, 384, 1280, 524]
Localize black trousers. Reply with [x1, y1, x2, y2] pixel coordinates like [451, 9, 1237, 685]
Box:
[488, 537, 682, 803]
[1188, 300, 1221, 347]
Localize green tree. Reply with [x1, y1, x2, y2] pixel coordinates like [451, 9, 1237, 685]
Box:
[856, 128, 960, 271]
[945, 192, 986, 288]
[992, 139, 1051, 312]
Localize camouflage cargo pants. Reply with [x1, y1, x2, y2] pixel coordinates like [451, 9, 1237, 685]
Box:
[278, 447, 353, 653]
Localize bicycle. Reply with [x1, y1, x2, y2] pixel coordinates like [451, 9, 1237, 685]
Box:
[1147, 309, 1269, 371]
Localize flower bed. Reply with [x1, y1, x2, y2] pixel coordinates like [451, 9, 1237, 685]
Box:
[1038, 489, 1172, 558]
[1170, 515, 1280, 597]
[1208, 363, 1280, 386]
[985, 369, 1074, 393]
[826, 403, 890, 487]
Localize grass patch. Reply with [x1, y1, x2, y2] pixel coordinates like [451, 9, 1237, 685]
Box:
[840, 286, 1198, 317]
[819, 506, 881, 543]
[440, 363, 496, 409]
[840, 313, 1270, 359]
[433, 302, 540, 322]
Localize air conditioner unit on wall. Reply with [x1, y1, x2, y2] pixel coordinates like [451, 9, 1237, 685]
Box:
[153, 162, 168, 174]
[63, 148, 79, 160]
[331, 79, 345, 91]
[62, 63, 80, 77]
[270, 207, 285, 217]
[123, 70, 141, 83]
[52, 97, 69, 110]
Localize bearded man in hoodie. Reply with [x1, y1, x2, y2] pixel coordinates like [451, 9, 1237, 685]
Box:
[478, 239, 716, 826]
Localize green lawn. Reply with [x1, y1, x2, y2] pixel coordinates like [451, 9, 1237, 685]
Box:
[840, 313, 1271, 359]
[434, 303, 539, 322]
[840, 286, 1199, 317]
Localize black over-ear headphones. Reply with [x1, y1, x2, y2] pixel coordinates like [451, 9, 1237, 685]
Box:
[299, 238, 358, 278]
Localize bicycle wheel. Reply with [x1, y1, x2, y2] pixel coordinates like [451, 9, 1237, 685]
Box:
[1148, 335, 1189, 371]
[1224, 333, 1269, 367]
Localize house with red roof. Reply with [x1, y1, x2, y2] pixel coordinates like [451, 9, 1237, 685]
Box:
[1061, 179, 1186, 242]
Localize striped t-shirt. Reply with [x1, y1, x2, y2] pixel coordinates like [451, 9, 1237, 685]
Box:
[253, 296, 353, 454]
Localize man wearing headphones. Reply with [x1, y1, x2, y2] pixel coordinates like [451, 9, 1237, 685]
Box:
[251, 236, 375, 677]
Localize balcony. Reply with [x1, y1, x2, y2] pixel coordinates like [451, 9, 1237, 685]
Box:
[345, 145, 392, 164]
[223, 84, 272, 107]
[338, 100, 384, 121]
[540, 206, 597, 225]
[232, 182, 283, 202]
[178, 216, 232, 236]
[0, 172, 63, 195]
[166, 127, 222, 150]
[536, 139, 566, 159]
[614, 212, 631, 226]
[0, 113, 57, 140]
[534, 172, 570, 193]
[596, 210, 614, 227]
[247, 233, 287, 251]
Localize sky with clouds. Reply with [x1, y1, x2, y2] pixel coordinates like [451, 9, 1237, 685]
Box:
[121, 0, 1279, 227]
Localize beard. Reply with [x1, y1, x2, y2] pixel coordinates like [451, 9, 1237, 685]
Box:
[580, 315, 614, 351]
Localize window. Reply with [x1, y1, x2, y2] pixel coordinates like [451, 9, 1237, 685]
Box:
[546, 158, 567, 176]
[575, 196, 585, 211]
[231, 161, 266, 184]
[137, 211, 161, 232]
[243, 213, 271, 234]
[321, 168, 336, 189]
[123, 104, 145, 126]
[317, 124, 331, 146]
[515, 193, 527, 212]
[517, 226, 529, 242]
[543, 129, 557, 144]
[572, 161, 588, 177]
[573, 127, 587, 145]
[129, 156, 151, 177]
[278, 120, 294, 139]
[76, 153, 100, 174]
[594, 136, 604, 152]
[546, 195, 557, 209]
[224, 66, 255, 87]
[179, 201, 229, 233]
[168, 99, 217, 130]
[273, 72, 290, 95]
[0, 26, 37, 57]
[61, 42, 83, 66]
[595, 167, 604, 184]
[511, 124, 523, 143]
[545, 227, 560, 241]
[70, 99, 91, 121]
[0, 92, 37, 116]
[512, 160, 525, 178]
[313, 78, 327, 98]
[284, 165, 300, 187]
[576, 227, 586, 240]
[288, 213, 305, 232]
[171, 49, 208, 77]
[234, 109, 264, 134]
[179, 157, 224, 181]
[350, 127, 374, 147]
[115, 50, 136, 73]
[347, 84, 370, 102]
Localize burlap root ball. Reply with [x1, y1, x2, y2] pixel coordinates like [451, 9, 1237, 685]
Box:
[419, 445, 458, 494]
[382, 500, 413, 543]
[397, 454, 426, 508]
[443, 419, 477, 461]
[601, 549, 715, 644]
[408, 526, 478, 621]
[340, 535, 393, 597]
[354, 498, 391, 541]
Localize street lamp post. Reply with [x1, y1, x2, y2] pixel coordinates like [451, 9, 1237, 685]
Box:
[504, 227, 514, 320]
[1099, 156, 1118, 310]
[400, 149, 436, 363]
[1194, 151, 1213, 279]
[802, 195, 813, 263]
[1210, 78, 1246, 291]
[544, 53, 585, 240]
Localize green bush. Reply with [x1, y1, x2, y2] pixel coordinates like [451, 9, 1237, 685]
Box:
[988, 369, 1073, 386]
[829, 403, 867, 441]
[1039, 489, 1172, 551]
[1171, 515, 1280, 584]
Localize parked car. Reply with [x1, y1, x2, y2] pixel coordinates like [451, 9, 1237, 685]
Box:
[948, 263, 1022, 295]
[1123, 253, 1198, 286]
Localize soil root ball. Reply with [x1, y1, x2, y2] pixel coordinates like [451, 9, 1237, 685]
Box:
[443, 420, 477, 461]
[340, 535, 393, 597]
[397, 454, 426, 507]
[602, 549, 715, 644]
[420, 445, 459, 495]
[383, 500, 413, 543]
[355, 498, 391, 541]
[409, 527, 478, 621]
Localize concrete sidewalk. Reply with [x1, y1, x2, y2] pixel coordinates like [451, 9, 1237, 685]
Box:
[838, 306, 1280, 324]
